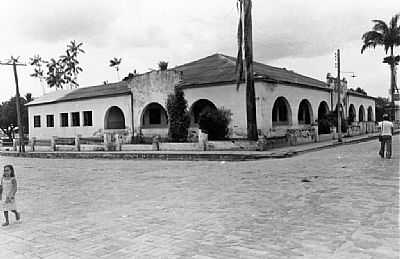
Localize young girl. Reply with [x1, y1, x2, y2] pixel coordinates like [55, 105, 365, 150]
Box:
[1, 165, 21, 226]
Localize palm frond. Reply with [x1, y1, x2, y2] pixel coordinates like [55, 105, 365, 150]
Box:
[361, 31, 383, 53]
[389, 14, 400, 30]
[372, 19, 389, 34]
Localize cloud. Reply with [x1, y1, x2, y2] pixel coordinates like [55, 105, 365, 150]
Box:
[248, 0, 396, 61]
[16, 1, 118, 45]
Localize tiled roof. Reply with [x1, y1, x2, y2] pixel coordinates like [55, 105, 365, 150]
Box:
[25, 89, 74, 106]
[347, 89, 376, 100]
[174, 53, 329, 90]
[26, 81, 130, 106]
[59, 81, 130, 102]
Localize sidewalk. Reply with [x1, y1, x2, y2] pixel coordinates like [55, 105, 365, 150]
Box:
[0, 132, 395, 161]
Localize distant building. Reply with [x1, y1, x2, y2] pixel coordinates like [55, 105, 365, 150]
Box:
[27, 53, 376, 141]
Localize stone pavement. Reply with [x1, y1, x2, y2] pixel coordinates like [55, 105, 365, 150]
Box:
[0, 136, 398, 258]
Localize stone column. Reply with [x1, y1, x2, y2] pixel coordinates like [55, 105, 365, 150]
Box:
[51, 136, 57, 151]
[152, 135, 160, 151]
[312, 125, 319, 142]
[75, 135, 81, 151]
[331, 127, 337, 140]
[198, 129, 208, 151]
[104, 133, 114, 151]
[115, 134, 122, 151]
[12, 139, 17, 151]
[30, 137, 36, 152]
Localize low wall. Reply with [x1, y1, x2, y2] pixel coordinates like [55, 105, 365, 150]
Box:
[208, 140, 257, 151]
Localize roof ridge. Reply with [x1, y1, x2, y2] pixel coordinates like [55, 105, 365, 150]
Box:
[174, 53, 223, 69]
[216, 53, 237, 66]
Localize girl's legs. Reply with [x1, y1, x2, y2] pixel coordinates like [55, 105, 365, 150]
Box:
[2, 211, 9, 226]
[11, 210, 20, 220]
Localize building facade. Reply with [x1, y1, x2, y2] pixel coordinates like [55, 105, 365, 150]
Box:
[27, 54, 376, 141]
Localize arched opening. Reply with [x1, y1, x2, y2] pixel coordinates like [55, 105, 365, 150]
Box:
[190, 99, 217, 125]
[367, 106, 373, 121]
[105, 106, 125, 129]
[359, 105, 365, 122]
[298, 99, 313, 125]
[272, 97, 292, 126]
[141, 102, 168, 128]
[317, 101, 330, 134]
[348, 104, 356, 124]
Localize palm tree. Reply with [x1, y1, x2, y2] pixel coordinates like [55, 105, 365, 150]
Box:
[235, 0, 258, 140]
[110, 57, 122, 81]
[361, 14, 400, 120]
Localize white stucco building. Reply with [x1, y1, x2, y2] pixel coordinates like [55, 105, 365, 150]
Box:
[27, 53, 376, 141]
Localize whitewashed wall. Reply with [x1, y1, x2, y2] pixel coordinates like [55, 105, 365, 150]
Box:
[28, 95, 132, 139]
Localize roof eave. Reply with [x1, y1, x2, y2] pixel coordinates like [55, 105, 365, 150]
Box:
[178, 78, 331, 92]
[26, 92, 131, 107]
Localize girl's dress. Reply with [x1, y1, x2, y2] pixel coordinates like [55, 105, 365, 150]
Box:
[1, 178, 17, 211]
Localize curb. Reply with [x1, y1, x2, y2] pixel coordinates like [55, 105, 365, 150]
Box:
[0, 150, 296, 161]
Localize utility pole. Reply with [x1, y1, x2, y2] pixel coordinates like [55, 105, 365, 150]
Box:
[0, 57, 27, 152]
[336, 49, 342, 142]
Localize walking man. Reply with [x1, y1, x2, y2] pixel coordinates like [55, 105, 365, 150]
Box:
[378, 114, 394, 159]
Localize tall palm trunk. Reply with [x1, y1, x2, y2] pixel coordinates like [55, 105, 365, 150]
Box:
[390, 47, 396, 120]
[238, 0, 258, 140]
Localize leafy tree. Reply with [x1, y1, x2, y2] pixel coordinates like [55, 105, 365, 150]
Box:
[355, 87, 367, 95]
[361, 14, 400, 119]
[109, 57, 122, 81]
[166, 88, 190, 142]
[0, 95, 31, 140]
[199, 107, 232, 140]
[235, 0, 258, 140]
[375, 96, 392, 121]
[30, 40, 85, 90]
[158, 61, 168, 71]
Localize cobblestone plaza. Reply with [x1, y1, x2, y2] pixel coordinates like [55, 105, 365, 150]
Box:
[0, 137, 398, 258]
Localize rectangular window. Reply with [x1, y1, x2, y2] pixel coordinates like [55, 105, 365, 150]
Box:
[60, 113, 68, 127]
[83, 111, 93, 126]
[46, 115, 54, 127]
[33, 115, 41, 128]
[149, 108, 161, 124]
[71, 112, 80, 127]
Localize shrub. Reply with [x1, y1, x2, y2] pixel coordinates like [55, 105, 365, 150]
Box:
[318, 118, 331, 134]
[198, 107, 232, 140]
[158, 61, 168, 71]
[326, 110, 348, 133]
[166, 88, 190, 142]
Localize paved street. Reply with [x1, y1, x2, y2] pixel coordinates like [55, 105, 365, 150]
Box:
[0, 137, 399, 259]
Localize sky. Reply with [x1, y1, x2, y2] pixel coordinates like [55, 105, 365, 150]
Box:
[0, 0, 399, 102]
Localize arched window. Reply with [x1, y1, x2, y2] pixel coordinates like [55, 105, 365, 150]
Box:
[272, 97, 291, 126]
[104, 106, 125, 129]
[348, 104, 356, 124]
[359, 105, 365, 122]
[141, 103, 168, 128]
[317, 101, 330, 134]
[367, 106, 373, 121]
[190, 99, 217, 124]
[298, 99, 313, 124]
[318, 101, 329, 120]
